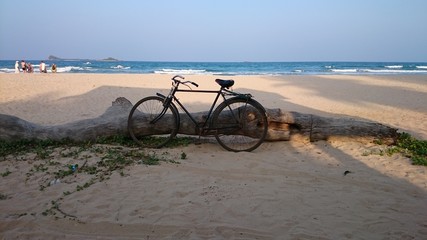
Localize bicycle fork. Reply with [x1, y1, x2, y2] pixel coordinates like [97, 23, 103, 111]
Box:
[150, 106, 168, 124]
[150, 94, 172, 124]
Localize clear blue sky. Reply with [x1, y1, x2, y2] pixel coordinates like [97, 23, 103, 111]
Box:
[1, 0, 426, 62]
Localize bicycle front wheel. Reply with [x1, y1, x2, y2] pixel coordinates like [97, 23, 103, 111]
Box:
[128, 96, 179, 148]
[211, 97, 268, 152]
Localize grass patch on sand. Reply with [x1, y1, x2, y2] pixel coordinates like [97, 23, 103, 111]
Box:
[0, 135, 190, 159]
[0, 135, 190, 219]
[368, 133, 427, 166]
[393, 133, 427, 166]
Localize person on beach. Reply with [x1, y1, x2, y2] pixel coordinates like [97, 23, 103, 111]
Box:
[51, 63, 57, 73]
[15, 61, 20, 73]
[40, 61, 47, 73]
[27, 63, 34, 73]
[20, 60, 27, 73]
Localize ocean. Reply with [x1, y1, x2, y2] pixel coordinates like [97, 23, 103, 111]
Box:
[1, 60, 427, 75]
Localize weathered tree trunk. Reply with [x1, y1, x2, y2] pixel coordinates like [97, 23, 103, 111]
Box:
[0, 97, 397, 143]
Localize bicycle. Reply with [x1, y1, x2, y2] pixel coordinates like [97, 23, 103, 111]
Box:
[128, 75, 268, 152]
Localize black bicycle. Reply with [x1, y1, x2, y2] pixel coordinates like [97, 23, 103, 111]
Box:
[128, 75, 268, 152]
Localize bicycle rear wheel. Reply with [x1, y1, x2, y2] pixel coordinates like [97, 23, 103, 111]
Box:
[128, 96, 179, 148]
[211, 97, 268, 152]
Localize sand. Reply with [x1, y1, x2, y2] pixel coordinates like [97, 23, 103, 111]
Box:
[0, 73, 426, 239]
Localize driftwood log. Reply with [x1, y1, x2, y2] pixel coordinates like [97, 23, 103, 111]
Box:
[0, 97, 397, 143]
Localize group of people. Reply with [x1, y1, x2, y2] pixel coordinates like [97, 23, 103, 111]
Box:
[15, 60, 57, 73]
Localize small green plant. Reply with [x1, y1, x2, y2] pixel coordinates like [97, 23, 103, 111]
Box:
[35, 147, 51, 159]
[48, 160, 60, 166]
[76, 185, 84, 191]
[180, 152, 187, 159]
[60, 147, 83, 158]
[167, 137, 194, 147]
[33, 163, 48, 172]
[143, 155, 161, 165]
[95, 135, 137, 147]
[76, 179, 95, 191]
[41, 209, 51, 216]
[83, 165, 98, 175]
[54, 168, 74, 179]
[99, 148, 134, 171]
[1, 169, 11, 177]
[168, 159, 181, 164]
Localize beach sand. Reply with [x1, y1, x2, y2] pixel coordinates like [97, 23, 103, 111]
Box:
[0, 73, 426, 239]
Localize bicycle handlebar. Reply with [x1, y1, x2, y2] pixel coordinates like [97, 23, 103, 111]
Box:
[172, 75, 199, 87]
[172, 75, 185, 81]
[189, 81, 199, 87]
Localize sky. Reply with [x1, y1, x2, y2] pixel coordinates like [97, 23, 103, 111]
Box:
[1, 0, 426, 62]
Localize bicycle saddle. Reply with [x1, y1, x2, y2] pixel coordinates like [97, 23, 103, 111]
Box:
[215, 79, 234, 88]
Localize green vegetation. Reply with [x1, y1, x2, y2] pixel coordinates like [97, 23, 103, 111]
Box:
[369, 132, 427, 166]
[393, 133, 427, 166]
[1, 169, 11, 177]
[0, 135, 190, 219]
[0, 138, 75, 160]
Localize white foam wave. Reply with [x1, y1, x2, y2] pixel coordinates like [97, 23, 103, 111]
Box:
[416, 66, 427, 69]
[362, 69, 427, 73]
[111, 65, 130, 69]
[0, 68, 15, 73]
[330, 69, 358, 73]
[56, 66, 84, 73]
[329, 68, 427, 74]
[385, 65, 403, 69]
[85, 62, 91, 65]
[154, 69, 208, 75]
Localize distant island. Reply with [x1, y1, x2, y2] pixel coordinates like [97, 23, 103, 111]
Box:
[102, 57, 118, 61]
[48, 55, 62, 60]
[48, 55, 118, 61]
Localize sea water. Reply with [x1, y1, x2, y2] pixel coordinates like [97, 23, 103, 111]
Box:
[1, 60, 427, 75]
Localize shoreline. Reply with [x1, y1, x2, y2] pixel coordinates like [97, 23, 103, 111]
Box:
[1, 60, 427, 74]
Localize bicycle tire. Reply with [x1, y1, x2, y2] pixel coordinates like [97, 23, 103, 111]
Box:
[128, 96, 179, 148]
[211, 97, 268, 152]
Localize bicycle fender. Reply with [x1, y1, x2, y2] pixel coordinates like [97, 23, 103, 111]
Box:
[228, 96, 267, 113]
[156, 93, 166, 98]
